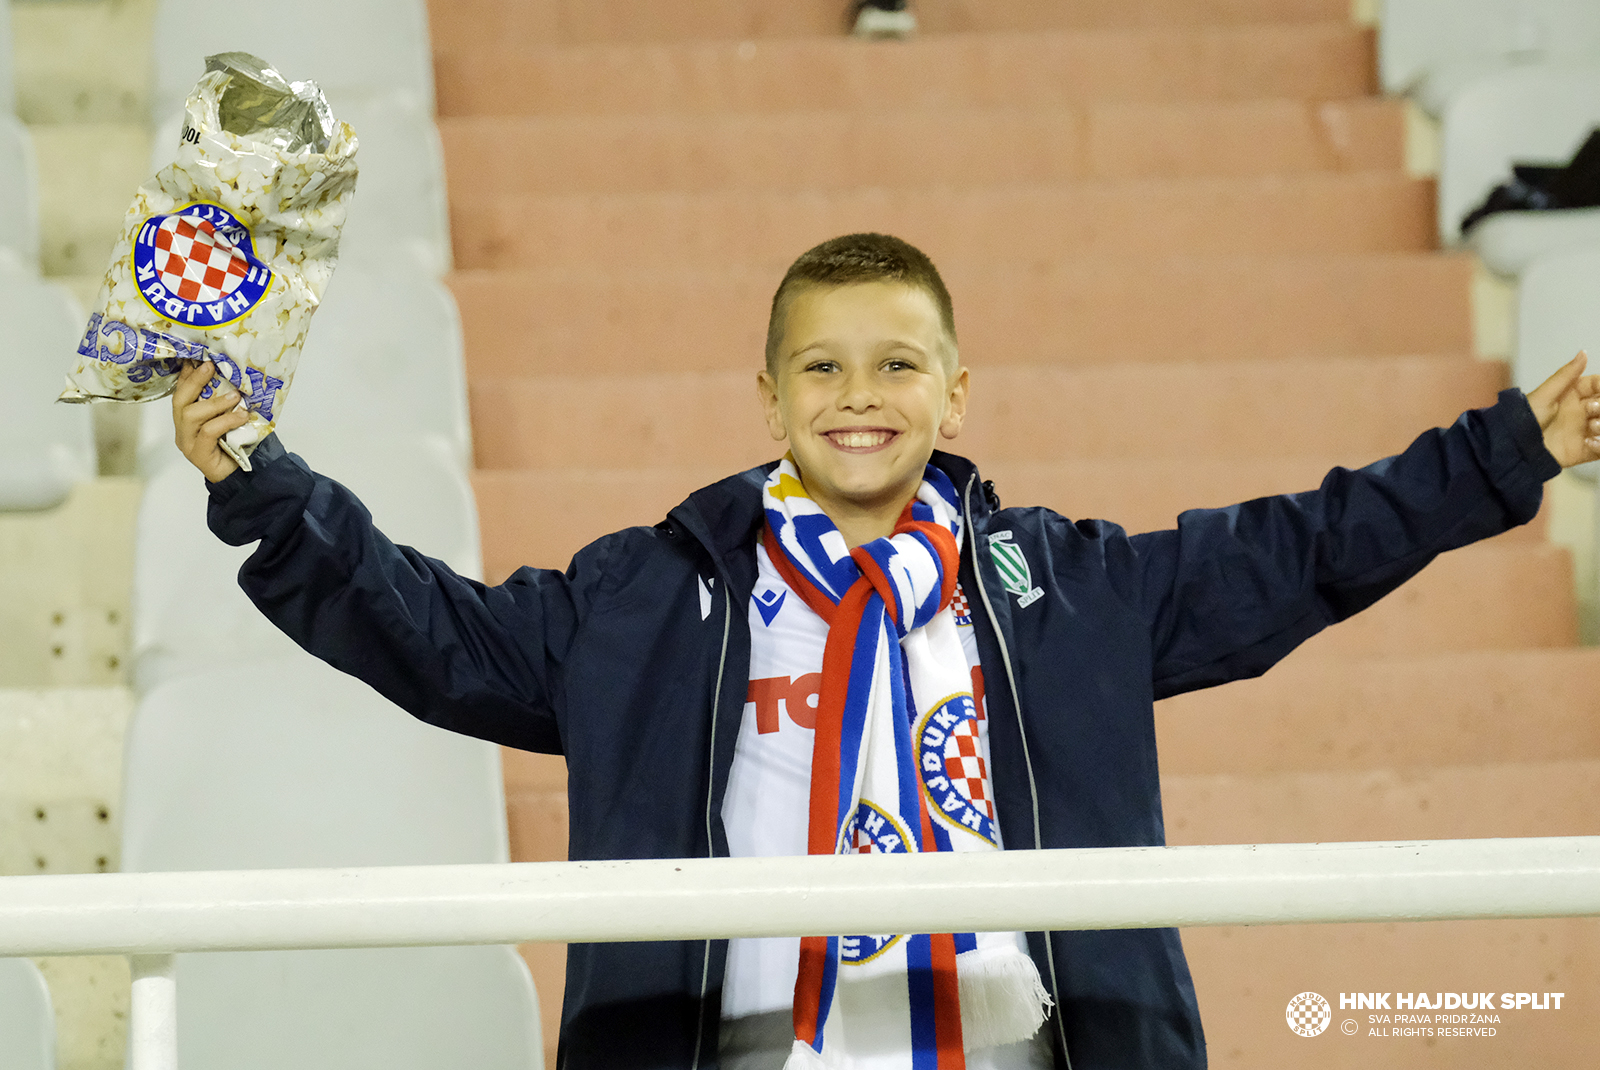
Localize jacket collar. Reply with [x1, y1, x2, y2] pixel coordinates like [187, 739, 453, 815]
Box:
[665, 451, 995, 587]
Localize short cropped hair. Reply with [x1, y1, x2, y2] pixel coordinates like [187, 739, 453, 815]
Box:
[764, 233, 959, 374]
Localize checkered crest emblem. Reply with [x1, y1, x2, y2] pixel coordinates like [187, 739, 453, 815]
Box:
[133, 202, 272, 328]
[915, 694, 997, 845]
[1285, 992, 1332, 1037]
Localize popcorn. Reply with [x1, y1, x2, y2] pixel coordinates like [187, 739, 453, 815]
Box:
[59, 52, 358, 471]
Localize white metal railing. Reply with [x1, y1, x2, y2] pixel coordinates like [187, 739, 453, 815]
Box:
[4, 837, 1599, 1069]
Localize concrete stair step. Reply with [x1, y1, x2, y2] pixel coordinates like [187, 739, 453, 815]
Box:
[451, 172, 1435, 271]
[437, 24, 1375, 117]
[450, 254, 1472, 374]
[471, 468, 1571, 654]
[440, 99, 1402, 198]
[1164, 759, 1600, 845]
[1184, 916, 1597, 1067]
[467, 355, 1504, 470]
[431, 0, 1353, 50]
[1155, 649, 1600, 775]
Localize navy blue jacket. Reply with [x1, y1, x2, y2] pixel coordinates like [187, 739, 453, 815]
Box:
[207, 389, 1557, 1070]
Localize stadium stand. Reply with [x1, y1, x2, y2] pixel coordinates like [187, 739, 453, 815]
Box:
[1381, 0, 1600, 115]
[1439, 64, 1600, 275]
[0, 957, 55, 1070]
[9, 1, 1600, 1067]
[149, 0, 434, 123]
[0, 113, 38, 268]
[0, 249, 95, 511]
[120, 657, 541, 1069]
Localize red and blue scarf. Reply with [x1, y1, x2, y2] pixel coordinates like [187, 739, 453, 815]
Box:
[762, 457, 1050, 1069]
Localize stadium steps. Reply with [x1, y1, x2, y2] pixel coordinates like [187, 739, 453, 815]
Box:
[432, 0, 1598, 1064]
[431, 0, 1354, 46]
[450, 254, 1473, 373]
[449, 173, 1436, 271]
[439, 99, 1403, 196]
[434, 24, 1376, 116]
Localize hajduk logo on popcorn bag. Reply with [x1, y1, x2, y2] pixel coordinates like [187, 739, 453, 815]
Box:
[132, 202, 272, 328]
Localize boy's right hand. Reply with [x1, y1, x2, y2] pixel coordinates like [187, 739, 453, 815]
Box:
[172, 360, 251, 483]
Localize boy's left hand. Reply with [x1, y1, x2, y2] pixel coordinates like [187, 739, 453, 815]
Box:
[1527, 350, 1600, 469]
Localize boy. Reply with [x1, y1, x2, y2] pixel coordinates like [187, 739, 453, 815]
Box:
[175, 234, 1599, 1070]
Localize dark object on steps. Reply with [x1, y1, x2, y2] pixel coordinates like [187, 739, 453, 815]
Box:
[1462, 127, 1600, 235]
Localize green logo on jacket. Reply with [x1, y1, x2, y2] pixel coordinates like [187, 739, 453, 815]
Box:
[988, 531, 1044, 609]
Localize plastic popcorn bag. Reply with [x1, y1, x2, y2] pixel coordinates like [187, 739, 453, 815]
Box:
[59, 52, 358, 470]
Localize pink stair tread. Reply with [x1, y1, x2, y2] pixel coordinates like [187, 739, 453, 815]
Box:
[432, 0, 1353, 50]
[450, 255, 1473, 374]
[440, 99, 1402, 197]
[452, 172, 1436, 271]
[437, 24, 1375, 116]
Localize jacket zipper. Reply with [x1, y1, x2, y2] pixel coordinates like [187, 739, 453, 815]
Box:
[692, 581, 734, 1070]
[962, 472, 1073, 1070]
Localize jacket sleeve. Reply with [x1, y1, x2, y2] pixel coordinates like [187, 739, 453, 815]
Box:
[206, 435, 594, 753]
[1110, 389, 1561, 699]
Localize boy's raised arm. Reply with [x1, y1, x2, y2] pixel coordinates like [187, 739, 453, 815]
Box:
[172, 360, 576, 754]
[1121, 354, 1593, 700]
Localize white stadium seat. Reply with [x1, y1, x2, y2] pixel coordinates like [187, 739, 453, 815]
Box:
[138, 268, 471, 474]
[0, 113, 39, 268]
[0, 958, 55, 1070]
[0, 249, 96, 511]
[131, 433, 481, 692]
[149, 92, 452, 279]
[121, 657, 542, 1070]
[149, 0, 434, 125]
[1438, 65, 1600, 275]
[1381, 0, 1600, 115]
[122, 657, 509, 871]
[1517, 246, 1600, 477]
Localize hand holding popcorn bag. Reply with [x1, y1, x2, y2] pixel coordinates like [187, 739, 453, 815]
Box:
[59, 52, 358, 471]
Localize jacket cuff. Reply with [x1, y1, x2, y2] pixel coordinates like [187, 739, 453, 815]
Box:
[205, 434, 315, 546]
[1485, 388, 1562, 518]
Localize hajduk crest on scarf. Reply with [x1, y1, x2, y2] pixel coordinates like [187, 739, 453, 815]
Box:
[762, 455, 1051, 1069]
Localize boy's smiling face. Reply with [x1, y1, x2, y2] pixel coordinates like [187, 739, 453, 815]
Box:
[757, 281, 969, 543]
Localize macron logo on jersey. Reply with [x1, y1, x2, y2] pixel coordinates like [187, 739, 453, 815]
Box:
[753, 588, 786, 626]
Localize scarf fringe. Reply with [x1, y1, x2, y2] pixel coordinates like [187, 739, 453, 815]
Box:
[782, 1038, 831, 1070]
[957, 946, 1054, 1052]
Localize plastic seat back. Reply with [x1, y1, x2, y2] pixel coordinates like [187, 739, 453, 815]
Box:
[121, 659, 541, 1069]
[0, 958, 55, 1070]
[149, 0, 433, 124]
[171, 945, 542, 1070]
[131, 433, 481, 692]
[1518, 246, 1600, 477]
[0, 115, 39, 269]
[1382, 0, 1600, 100]
[1438, 65, 1600, 246]
[149, 91, 451, 278]
[137, 268, 470, 475]
[0, 250, 95, 511]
